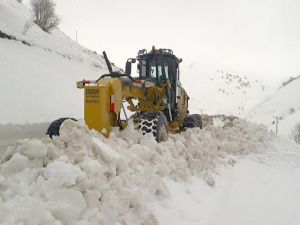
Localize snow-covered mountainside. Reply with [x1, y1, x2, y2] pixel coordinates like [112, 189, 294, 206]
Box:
[0, 0, 119, 124]
[181, 61, 275, 116]
[247, 76, 300, 138]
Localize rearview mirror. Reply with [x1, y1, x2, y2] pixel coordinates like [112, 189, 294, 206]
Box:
[125, 58, 137, 75]
[125, 61, 132, 75]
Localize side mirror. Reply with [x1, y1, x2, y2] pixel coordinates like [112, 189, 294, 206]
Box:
[125, 58, 137, 75]
[125, 61, 132, 75]
[179, 58, 183, 63]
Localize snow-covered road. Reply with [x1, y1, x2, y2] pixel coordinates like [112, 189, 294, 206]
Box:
[153, 137, 300, 225]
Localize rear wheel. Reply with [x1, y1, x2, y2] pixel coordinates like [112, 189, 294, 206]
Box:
[183, 114, 202, 129]
[138, 112, 169, 142]
[46, 117, 77, 139]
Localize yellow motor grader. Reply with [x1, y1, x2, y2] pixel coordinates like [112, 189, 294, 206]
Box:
[47, 47, 202, 142]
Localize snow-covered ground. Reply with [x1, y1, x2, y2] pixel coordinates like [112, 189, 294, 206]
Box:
[154, 136, 300, 225]
[1, 119, 299, 225]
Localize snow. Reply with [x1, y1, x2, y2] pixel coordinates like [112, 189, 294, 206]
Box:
[0, 122, 49, 154]
[47, 189, 86, 224]
[16, 138, 48, 159]
[0, 0, 120, 124]
[0, 0, 110, 68]
[0, 39, 93, 123]
[1, 1, 300, 225]
[92, 137, 121, 160]
[153, 135, 300, 225]
[1, 118, 299, 225]
[247, 76, 300, 139]
[181, 61, 277, 116]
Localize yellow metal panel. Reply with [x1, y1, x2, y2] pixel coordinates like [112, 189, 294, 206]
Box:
[84, 85, 111, 137]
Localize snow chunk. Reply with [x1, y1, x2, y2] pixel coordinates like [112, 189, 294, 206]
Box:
[80, 159, 105, 176]
[1, 153, 29, 174]
[42, 158, 85, 188]
[47, 189, 86, 224]
[17, 139, 48, 159]
[0, 197, 58, 225]
[92, 137, 120, 160]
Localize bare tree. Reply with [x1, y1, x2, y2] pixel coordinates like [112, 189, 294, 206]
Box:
[30, 0, 60, 33]
[23, 20, 34, 35]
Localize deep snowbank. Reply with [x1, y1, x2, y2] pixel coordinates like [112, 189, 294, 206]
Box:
[0, 118, 269, 225]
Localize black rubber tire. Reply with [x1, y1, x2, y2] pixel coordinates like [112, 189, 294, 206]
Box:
[46, 117, 77, 139]
[138, 112, 169, 142]
[183, 114, 202, 129]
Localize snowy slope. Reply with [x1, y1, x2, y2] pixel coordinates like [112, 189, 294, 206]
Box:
[247, 76, 300, 138]
[0, 0, 119, 124]
[0, 0, 110, 69]
[1, 119, 300, 225]
[181, 61, 275, 116]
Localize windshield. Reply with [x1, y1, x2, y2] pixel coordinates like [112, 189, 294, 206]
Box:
[150, 65, 169, 79]
[140, 56, 169, 80]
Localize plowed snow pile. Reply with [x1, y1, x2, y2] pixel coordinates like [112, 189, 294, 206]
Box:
[0, 119, 269, 225]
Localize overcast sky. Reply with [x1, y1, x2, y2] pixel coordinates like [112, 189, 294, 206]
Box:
[51, 0, 300, 82]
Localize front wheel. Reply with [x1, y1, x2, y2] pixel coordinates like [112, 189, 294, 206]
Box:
[138, 112, 169, 142]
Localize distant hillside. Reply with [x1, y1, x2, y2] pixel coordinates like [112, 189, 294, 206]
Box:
[0, 0, 119, 124]
[181, 61, 273, 116]
[247, 76, 300, 138]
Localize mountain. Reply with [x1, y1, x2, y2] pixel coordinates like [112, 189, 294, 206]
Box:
[0, 0, 119, 124]
[181, 61, 275, 116]
[247, 75, 300, 138]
